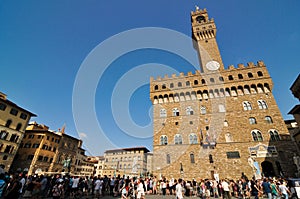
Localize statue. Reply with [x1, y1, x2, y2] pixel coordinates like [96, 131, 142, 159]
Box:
[293, 153, 300, 171]
[63, 157, 71, 172]
[248, 156, 256, 171]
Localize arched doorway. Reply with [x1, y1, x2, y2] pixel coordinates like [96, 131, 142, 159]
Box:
[261, 161, 275, 177]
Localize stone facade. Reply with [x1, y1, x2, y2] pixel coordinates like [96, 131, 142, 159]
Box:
[150, 7, 298, 180]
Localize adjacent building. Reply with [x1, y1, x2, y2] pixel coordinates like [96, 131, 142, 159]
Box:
[11, 122, 85, 175]
[150, 7, 298, 180]
[0, 92, 36, 172]
[102, 147, 150, 177]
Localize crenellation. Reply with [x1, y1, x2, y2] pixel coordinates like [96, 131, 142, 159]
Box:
[228, 65, 235, 70]
[171, 73, 177, 78]
[238, 63, 245, 68]
[179, 72, 184, 77]
[247, 62, 255, 67]
[164, 74, 169, 79]
[187, 71, 193, 76]
[257, 60, 265, 67]
[157, 76, 162, 81]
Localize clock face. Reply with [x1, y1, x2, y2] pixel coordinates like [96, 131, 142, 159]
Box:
[206, 61, 220, 71]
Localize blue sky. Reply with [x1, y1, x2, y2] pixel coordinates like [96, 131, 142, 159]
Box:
[1, 1, 299, 155]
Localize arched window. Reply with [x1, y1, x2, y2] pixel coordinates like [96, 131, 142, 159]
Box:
[219, 76, 224, 82]
[189, 134, 198, 144]
[172, 108, 180, 116]
[186, 81, 190, 86]
[258, 100, 268, 109]
[166, 154, 171, 164]
[201, 79, 206, 84]
[265, 116, 273, 124]
[160, 135, 168, 145]
[5, 119, 12, 128]
[238, 74, 243, 79]
[170, 83, 174, 88]
[228, 75, 233, 80]
[174, 134, 183, 145]
[190, 153, 195, 163]
[243, 101, 252, 110]
[210, 78, 215, 83]
[269, 130, 280, 141]
[186, 106, 194, 115]
[162, 84, 166, 89]
[251, 130, 263, 141]
[154, 85, 159, 90]
[194, 80, 198, 85]
[16, 123, 22, 131]
[178, 82, 182, 87]
[200, 106, 206, 114]
[249, 117, 257, 124]
[225, 133, 233, 142]
[257, 71, 263, 77]
[248, 73, 253, 78]
[160, 109, 167, 118]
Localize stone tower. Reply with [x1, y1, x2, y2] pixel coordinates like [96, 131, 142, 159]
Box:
[150, 7, 298, 180]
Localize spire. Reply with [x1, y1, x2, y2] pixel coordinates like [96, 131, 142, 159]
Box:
[61, 123, 66, 134]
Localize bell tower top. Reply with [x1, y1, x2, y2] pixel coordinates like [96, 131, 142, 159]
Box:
[191, 6, 224, 73]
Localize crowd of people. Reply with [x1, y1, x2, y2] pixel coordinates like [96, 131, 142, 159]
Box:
[0, 170, 297, 199]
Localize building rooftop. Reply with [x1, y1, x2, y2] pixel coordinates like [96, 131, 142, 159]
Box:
[105, 146, 150, 154]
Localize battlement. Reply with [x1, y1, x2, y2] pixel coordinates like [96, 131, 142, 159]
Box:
[191, 6, 207, 15]
[151, 60, 266, 82]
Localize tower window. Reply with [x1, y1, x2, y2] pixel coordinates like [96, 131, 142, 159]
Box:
[196, 15, 206, 23]
[248, 73, 253, 78]
[219, 76, 224, 82]
[186, 81, 190, 86]
[257, 71, 263, 77]
[238, 74, 243, 79]
[178, 82, 182, 87]
[170, 83, 174, 88]
[154, 85, 159, 90]
[210, 78, 215, 83]
[228, 75, 234, 80]
[162, 84, 166, 89]
[201, 79, 206, 84]
[194, 80, 198, 85]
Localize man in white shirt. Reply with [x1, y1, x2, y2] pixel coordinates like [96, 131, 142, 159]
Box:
[221, 179, 231, 199]
[176, 178, 183, 199]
